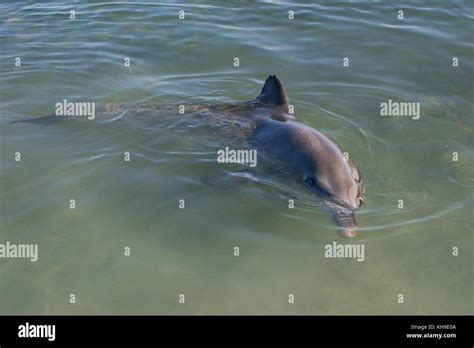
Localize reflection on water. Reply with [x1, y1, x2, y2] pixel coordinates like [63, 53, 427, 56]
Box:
[0, 1, 472, 314]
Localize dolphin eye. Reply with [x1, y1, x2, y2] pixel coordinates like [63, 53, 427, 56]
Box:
[305, 177, 319, 192]
[305, 177, 316, 187]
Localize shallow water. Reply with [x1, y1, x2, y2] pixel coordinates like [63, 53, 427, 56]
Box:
[0, 1, 473, 314]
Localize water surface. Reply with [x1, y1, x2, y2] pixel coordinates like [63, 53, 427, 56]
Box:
[0, 1, 472, 314]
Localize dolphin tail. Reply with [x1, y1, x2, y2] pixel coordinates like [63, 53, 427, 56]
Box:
[10, 114, 59, 124]
[324, 200, 358, 238]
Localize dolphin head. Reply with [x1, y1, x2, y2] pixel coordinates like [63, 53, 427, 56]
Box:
[305, 175, 364, 238]
[303, 157, 364, 238]
[255, 75, 365, 238]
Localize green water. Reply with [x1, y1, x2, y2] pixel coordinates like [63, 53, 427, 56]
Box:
[0, 1, 472, 314]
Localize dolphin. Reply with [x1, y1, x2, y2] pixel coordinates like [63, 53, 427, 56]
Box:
[10, 75, 365, 237]
[250, 75, 365, 237]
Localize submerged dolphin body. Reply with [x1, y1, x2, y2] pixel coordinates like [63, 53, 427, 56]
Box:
[11, 75, 365, 237]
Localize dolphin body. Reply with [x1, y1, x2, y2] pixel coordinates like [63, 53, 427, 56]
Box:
[11, 75, 365, 237]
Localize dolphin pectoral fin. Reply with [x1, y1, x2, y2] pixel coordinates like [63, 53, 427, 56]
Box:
[257, 75, 289, 107]
[324, 200, 358, 238]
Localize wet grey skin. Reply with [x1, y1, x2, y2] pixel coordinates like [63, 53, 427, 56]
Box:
[11, 75, 365, 237]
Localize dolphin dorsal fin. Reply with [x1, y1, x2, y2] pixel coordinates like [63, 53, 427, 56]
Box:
[257, 75, 288, 106]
